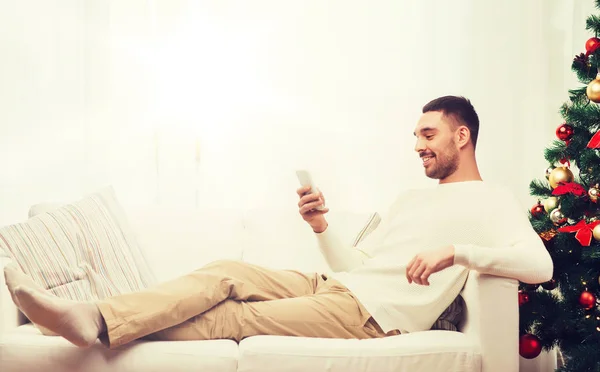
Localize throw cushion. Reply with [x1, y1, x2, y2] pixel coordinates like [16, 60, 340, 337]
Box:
[28, 202, 63, 218]
[352, 212, 463, 332]
[0, 186, 156, 301]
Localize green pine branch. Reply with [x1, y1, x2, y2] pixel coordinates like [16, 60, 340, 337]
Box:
[529, 179, 552, 198]
[559, 343, 600, 372]
[577, 150, 600, 186]
[569, 87, 591, 105]
[560, 103, 600, 129]
[529, 220, 553, 237]
[544, 140, 569, 164]
[586, 14, 600, 36]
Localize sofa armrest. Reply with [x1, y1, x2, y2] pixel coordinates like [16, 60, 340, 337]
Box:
[0, 256, 24, 337]
[459, 271, 519, 372]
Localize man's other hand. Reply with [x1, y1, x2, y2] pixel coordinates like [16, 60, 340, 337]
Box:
[406, 245, 455, 285]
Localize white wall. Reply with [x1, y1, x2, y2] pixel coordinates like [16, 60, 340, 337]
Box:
[0, 0, 592, 225]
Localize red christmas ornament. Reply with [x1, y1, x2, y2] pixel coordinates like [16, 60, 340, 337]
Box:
[519, 334, 542, 359]
[556, 123, 574, 142]
[519, 290, 530, 306]
[579, 291, 597, 310]
[531, 202, 545, 219]
[586, 37, 600, 55]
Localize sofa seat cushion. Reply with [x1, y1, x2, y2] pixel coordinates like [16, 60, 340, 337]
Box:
[238, 331, 481, 372]
[0, 324, 239, 372]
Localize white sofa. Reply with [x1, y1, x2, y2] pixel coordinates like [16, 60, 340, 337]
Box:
[0, 203, 557, 372]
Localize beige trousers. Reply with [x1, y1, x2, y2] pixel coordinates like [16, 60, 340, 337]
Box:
[96, 260, 397, 348]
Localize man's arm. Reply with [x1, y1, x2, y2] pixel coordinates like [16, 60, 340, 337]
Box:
[453, 231, 553, 284]
[453, 190, 553, 284]
[299, 186, 408, 273]
[296, 186, 367, 272]
[314, 226, 369, 272]
[407, 190, 554, 286]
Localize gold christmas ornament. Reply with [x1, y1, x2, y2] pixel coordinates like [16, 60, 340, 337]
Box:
[544, 197, 559, 213]
[549, 209, 567, 225]
[587, 73, 600, 103]
[593, 224, 600, 241]
[548, 166, 574, 188]
[590, 185, 600, 203]
[545, 167, 554, 180]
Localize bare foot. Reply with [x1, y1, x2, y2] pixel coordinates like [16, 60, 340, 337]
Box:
[13, 285, 105, 347]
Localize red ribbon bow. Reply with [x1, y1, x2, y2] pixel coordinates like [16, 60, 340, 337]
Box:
[558, 220, 600, 246]
[588, 131, 600, 148]
[552, 182, 587, 197]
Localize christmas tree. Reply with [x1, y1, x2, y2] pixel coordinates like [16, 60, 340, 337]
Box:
[520, 2, 600, 370]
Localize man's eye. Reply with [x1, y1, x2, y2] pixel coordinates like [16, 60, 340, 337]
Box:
[426, 135, 434, 140]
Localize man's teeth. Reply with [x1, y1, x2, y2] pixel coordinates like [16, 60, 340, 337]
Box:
[422, 156, 433, 162]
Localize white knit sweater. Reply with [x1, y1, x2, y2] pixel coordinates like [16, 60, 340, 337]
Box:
[316, 180, 554, 334]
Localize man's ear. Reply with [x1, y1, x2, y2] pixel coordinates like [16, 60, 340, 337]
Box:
[456, 126, 471, 149]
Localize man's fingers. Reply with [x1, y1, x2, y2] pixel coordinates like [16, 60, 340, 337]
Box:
[406, 257, 416, 283]
[300, 200, 326, 214]
[421, 268, 433, 286]
[407, 257, 421, 283]
[317, 207, 330, 215]
[297, 192, 321, 207]
[412, 263, 427, 285]
[296, 186, 312, 196]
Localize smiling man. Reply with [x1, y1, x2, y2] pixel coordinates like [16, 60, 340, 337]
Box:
[416, 97, 479, 182]
[4, 95, 553, 348]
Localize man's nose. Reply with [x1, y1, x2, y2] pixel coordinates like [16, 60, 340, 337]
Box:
[414, 139, 426, 153]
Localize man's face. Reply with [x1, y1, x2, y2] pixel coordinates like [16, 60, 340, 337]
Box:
[413, 111, 460, 180]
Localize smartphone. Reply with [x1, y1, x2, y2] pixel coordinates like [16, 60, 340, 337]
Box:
[296, 170, 325, 210]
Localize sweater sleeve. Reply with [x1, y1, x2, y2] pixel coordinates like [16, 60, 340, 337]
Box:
[315, 228, 369, 272]
[453, 190, 554, 284]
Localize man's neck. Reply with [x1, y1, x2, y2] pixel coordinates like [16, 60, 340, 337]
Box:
[439, 163, 482, 184]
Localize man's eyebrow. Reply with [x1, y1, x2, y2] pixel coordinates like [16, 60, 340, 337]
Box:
[413, 127, 438, 136]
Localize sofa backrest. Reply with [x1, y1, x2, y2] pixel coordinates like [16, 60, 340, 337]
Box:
[124, 205, 246, 281]
[122, 205, 372, 281]
[240, 208, 370, 273]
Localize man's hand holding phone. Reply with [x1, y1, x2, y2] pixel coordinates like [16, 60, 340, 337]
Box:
[296, 170, 329, 233]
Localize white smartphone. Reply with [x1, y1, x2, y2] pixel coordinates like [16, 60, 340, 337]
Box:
[296, 170, 325, 210]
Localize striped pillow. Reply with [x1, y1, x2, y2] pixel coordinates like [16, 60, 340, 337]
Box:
[352, 212, 464, 332]
[0, 187, 155, 301]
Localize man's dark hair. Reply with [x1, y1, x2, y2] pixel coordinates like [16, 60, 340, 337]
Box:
[422, 96, 480, 149]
